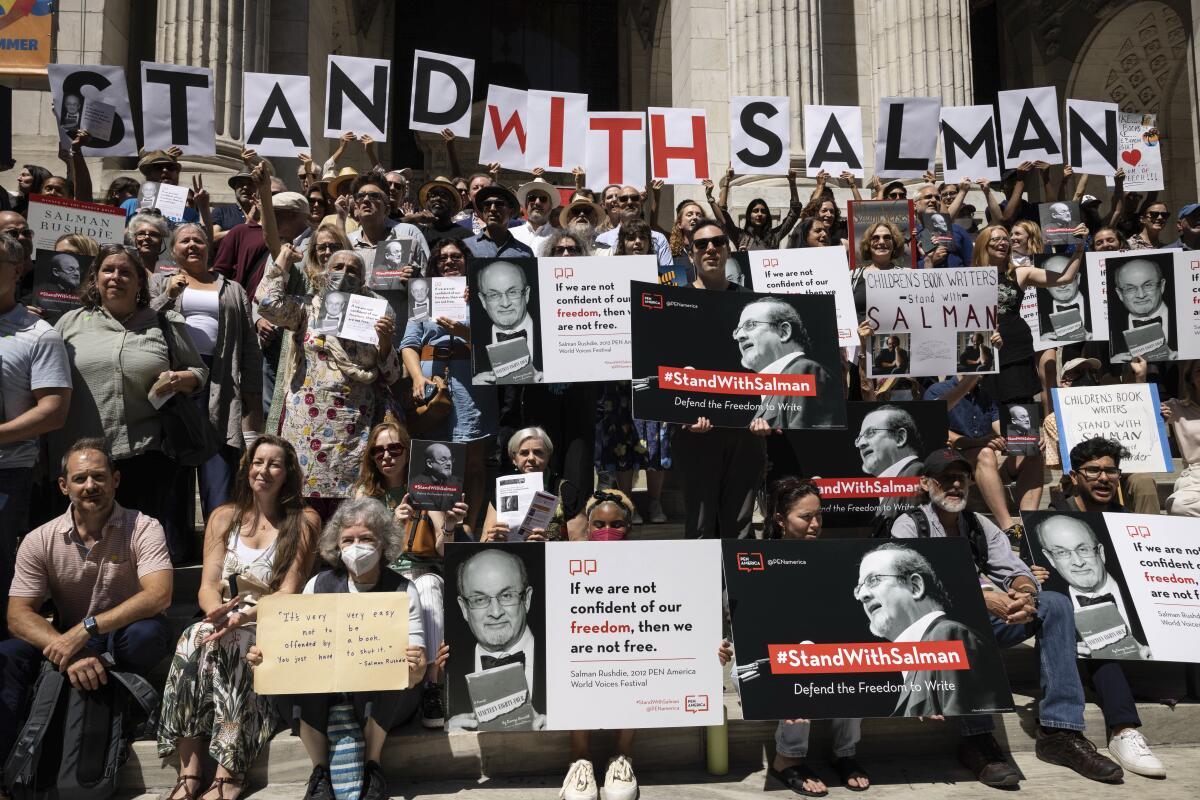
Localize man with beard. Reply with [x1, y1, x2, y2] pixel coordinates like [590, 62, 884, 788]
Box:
[473, 260, 541, 382]
[414, 177, 471, 245]
[447, 548, 544, 731]
[890, 449, 1123, 788]
[513, 178, 558, 254]
[1109, 257, 1175, 362]
[594, 185, 672, 267]
[853, 542, 1005, 718]
[733, 297, 840, 429]
[558, 197, 605, 251]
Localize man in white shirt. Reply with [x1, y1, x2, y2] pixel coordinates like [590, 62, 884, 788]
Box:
[512, 178, 558, 254]
[594, 185, 672, 267]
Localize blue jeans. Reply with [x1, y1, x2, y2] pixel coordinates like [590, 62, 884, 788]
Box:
[961, 591, 1085, 735]
[0, 468, 33, 638]
[0, 616, 173, 760]
[776, 718, 861, 759]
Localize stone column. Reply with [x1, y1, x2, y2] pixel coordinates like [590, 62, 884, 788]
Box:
[869, 0, 973, 107]
[156, 0, 271, 151]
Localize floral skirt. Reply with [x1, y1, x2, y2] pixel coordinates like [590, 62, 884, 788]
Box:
[595, 382, 671, 472]
[156, 621, 278, 774]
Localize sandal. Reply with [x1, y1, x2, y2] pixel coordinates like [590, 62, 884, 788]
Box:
[768, 763, 829, 797]
[202, 776, 243, 800]
[833, 756, 871, 792]
[166, 774, 202, 800]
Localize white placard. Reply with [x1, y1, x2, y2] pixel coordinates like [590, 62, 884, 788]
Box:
[939, 105, 1001, 183]
[80, 100, 115, 141]
[1104, 113, 1164, 191]
[495, 472, 544, 535]
[1084, 251, 1112, 342]
[325, 55, 391, 141]
[537, 255, 657, 382]
[140, 62, 216, 155]
[243, 72, 311, 158]
[803, 105, 864, 178]
[47, 64, 138, 156]
[336, 295, 389, 345]
[731, 96, 790, 176]
[1052, 384, 1172, 473]
[585, 112, 646, 192]
[647, 107, 710, 185]
[431, 276, 468, 321]
[152, 183, 191, 223]
[998, 86, 1063, 166]
[544, 540, 724, 730]
[1065, 99, 1119, 176]
[408, 50, 474, 138]
[479, 85, 529, 170]
[525, 90, 588, 172]
[874, 97, 941, 179]
[745, 248, 857, 347]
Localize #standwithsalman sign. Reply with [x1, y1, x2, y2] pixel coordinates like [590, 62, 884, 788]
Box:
[723, 538, 1013, 719]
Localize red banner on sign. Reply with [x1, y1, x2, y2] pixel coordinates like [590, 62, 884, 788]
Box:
[767, 641, 970, 674]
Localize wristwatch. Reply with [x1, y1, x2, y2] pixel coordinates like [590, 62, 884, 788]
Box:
[83, 616, 100, 636]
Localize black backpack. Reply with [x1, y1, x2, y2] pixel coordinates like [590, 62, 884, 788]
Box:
[4, 658, 159, 800]
[902, 506, 993, 576]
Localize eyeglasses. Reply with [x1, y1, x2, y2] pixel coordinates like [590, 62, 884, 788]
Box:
[480, 199, 509, 210]
[552, 245, 581, 255]
[939, 191, 957, 201]
[1, 227, 32, 238]
[616, 194, 641, 205]
[692, 235, 729, 251]
[437, 251, 466, 262]
[1145, 211, 1170, 220]
[386, 182, 407, 192]
[1076, 466, 1121, 480]
[732, 319, 779, 336]
[885, 191, 907, 199]
[1045, 544, 1101, 560]
[133, 230, 162, 240]
[463, 588, 526, 610]
[370, 443, 405, 459]
[853, 574, 907, 595]
[314, 242, 342, 253]
[525, 195, 550, 205]
[853, 427, 896, 444]
[481, 288, 524, 303]
[355, 192, 387, 204]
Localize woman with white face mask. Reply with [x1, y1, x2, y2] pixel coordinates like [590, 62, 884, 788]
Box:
[247, 498, 427, 800]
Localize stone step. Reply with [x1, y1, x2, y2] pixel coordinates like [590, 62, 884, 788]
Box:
[118, 745, 1200, 800]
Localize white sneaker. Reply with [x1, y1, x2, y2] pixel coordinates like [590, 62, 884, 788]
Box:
[1108, 728, 1166, 778]
[560, 759, 599, 800]
[602, 755, 639, 800]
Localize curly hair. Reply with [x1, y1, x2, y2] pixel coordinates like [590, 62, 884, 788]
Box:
[669, 200, 705, 257]
[857, 221, 905, 264]
[1069, 437, 1130, 472]
[616, 218, 653, 256]
[318, 497, 404, 569]
[539, 229, 593, 258]
[79, 245, 150, 309]
[763, 477, 821, 539]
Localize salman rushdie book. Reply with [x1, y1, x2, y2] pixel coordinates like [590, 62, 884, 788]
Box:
[486, 338, 537, 384]
[1123, 321, 1169, 360]
[1075, 602, 1142, 659]
[1049, 307, 1085, 341]
[465, 661, 536, 731]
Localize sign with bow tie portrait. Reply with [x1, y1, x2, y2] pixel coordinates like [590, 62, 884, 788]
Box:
[1020, 511, 1200, 663]
[1033, 256, 1093, 350]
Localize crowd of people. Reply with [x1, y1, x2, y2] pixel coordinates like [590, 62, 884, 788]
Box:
[0, 125, 1197, 800]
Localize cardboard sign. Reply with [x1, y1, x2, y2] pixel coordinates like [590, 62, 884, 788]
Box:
[648, 107, 710, 185]
[525, 90, 587, 172]
[938, 105, 1001, 183]
[243, 72, 311, 157]
[368, 237, 415, 292]
[864, 267, 999, 378]
[479, 85, 528, 170]
[585, 112, 646, 191]
[723, 538, 1014, 719]
[874, 97, 940, 179]
[731, 96, 790, 176]
[998, 86, 1063, 166]
[1034, 263, 1093, 350]
[1104, 113, 1163, 191]
[32, 251, 88, 323]
[1038, 201, 1081, 245]
[1103, 250, 1180, 362]
[445, 541, 724, 732]
[846, 200, 916, 270]
[744, 247, 857, 347]
[630, 281, 845, 429]
[409, 50, 474, 138]
[325, 55, 391, 141]
[1001, 402, 1040, 456]
[136, 181, 190, 223]
[1065, 99, 1119, 176]
[408, 439, 466, 511]
[782, 400, 949, 528]
[803, 105, 864, 178]
[1022, 511, 1200, 663]
[1052, 384, 1172, 474]
[141, 62, 217, 155]
[253, 592, 410, 694]
[26, 195, 125, 255]
[47, 64, 138, 156]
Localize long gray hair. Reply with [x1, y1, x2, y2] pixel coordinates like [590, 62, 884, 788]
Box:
[318, 497, 404, 568]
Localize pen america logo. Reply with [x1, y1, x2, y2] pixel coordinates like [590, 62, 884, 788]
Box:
[736, 552, 764, 572]
[640, 292, 663, 310]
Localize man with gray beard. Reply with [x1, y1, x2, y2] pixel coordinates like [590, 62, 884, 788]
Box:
[889, 449, 1123, 788]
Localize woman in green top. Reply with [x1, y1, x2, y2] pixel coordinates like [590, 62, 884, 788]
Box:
[352, 417, 467, 728]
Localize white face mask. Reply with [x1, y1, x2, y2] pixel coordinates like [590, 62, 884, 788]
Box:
[340, 543, 380, 576]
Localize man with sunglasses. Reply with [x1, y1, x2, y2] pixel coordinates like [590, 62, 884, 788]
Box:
[347, 173, 430, 275]
[593, 185, 672, 267]
[415, 177, 471, 245]
[512, 178, 559, 254]
[465, 185, 534, 259]
[120, 149, 200, 225]
[1165, 202, 1200, 250]
[913, 183, 973, 268]
[891, 449, 1124, 787]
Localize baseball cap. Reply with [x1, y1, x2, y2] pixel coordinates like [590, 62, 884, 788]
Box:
[1178, 203, 1200, 220]
[920, 448, 973, 477]
[272, 191, 310, 216]
[1081, 194, 1101, 207]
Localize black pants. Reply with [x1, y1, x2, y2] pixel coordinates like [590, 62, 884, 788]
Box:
[498, 384, 596, 518]
[114, 451, 186, 563]
[1086, 659, 1141, 730]
[671, 427, 765, 539]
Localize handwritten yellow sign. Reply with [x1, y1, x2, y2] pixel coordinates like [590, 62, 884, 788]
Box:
[253, 592, 410, 694]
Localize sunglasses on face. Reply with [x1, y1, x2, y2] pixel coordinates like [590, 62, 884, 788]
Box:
[1145, 211, 1170, 220]
[387, 182, 406, 191]
[692, 235, 729, 250]
[616, 194, 641, 204]
[885, 191, 906, 199]
[2, 227, 32, 238]
[552, 245, 581, 255]
[355, 192, 387, 204]
[370, 443, 405, 459]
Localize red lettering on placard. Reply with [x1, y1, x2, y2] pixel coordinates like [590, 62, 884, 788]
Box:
[658, 366, 814, 396]
[767, 641, 970, 674]
[549, 96, 565, 168]
[650, 113, 709, 180]
[812, 477, 921, 498]
[487, 104, 527, 151]
[590, 116, 643, 184]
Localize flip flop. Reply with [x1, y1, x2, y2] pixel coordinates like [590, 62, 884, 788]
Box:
[833, 756, 871, 792]
[767, 763, 829, 797]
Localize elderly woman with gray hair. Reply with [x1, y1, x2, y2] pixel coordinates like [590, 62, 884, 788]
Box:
[151, 222, 263, 528]
[126, 211, 172, 275]
[479, 426, 588, 541]
[248, 497, 426, 800]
